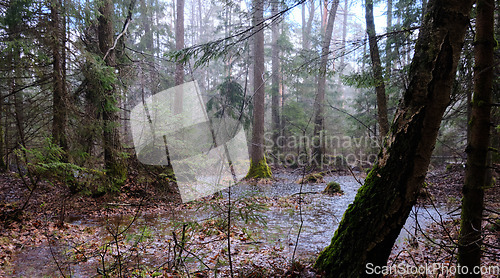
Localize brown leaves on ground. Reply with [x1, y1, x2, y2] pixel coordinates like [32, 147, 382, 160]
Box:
[0, 165, 498, 277]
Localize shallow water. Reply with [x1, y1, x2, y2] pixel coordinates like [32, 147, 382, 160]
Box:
[8, 174, 457, 277]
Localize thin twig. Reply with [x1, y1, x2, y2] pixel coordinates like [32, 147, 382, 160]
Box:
[48, 237, 67, 278]
[292, 129, 310, 262]
[346, 163, 364, 186]
[227, 186, 234, 278]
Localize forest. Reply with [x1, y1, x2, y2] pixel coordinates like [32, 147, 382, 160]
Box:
[0, 0, 499, 277]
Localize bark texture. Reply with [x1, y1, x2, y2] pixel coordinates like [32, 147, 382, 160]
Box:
[386, 0, 392, 74]
[271, 0, 281, 155]
[247, 0, 271, 178]
[365, 0, 389, 138]
[315, 0, 474, 276]
[302, 1, 314, 50]
[174, 0, 184, 114]
[175, 0, 184, 86]
[340, 0, 348, 67]
[0, 88, 4, 171]
[457, 0, 495, 275]
[98, 0, 127, 185]
[51, 0, 68, 154]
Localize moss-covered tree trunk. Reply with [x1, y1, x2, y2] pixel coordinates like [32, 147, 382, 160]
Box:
[315, 0, 475, 276]
[98, 0, 127, 185]
[457, 0, 494, 275]
[246, 0, 271, 179]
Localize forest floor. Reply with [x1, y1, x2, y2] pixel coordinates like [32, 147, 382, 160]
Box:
[0, 164, 499, 277]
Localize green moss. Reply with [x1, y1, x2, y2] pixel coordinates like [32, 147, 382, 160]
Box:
[323, 181, 344, 195]
[106, 162, 127, 189]
[158, 165, 177, 182]
[245, 157, 272, 179]
[475, 100, 487, 107]
[357, 166, 377, 196]
[298, 172, 324, 183]
[424, 12, 431, 21]
[308, 172, 324, 181]
[446, 163, 453, 171]
[484, 214, 499, 232]
[491, 147, 500, 163]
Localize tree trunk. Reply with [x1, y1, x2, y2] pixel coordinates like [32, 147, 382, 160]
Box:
[98, 0, 127, 185]
[340, 0, 348, 68]
[142, 0, 153, 52]
[492, 0, 500, 165]
[51, 0, 68, 155]
[165, 0, 184, 183]
[271, 0, 280, 156]
[422, 0, 428, 18]
[457, 0, 494, 275]
[301, 2, 306, 50]
[174, 0, 184, 115]
[246, 0, 271, 179]
[13, 91, 25, 147]
[140, 0, 158, 95]
[366, 0, 389, 139]
[386, 0, 392, 74]
[303, 0, 314, 50]
[6, 21, 25, 149]
[0, 90, 4, 171]
[321, 0, 328, 34]
[11, 42, 25, 149]
[312, 0, 339, 168]
[315, 0, 474, 276]
[175, 0, 184, 86]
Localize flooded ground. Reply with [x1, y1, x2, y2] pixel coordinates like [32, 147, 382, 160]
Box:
[8, 174, 458, 277]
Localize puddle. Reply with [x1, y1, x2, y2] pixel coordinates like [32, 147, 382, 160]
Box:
[7, 175, 457, 277]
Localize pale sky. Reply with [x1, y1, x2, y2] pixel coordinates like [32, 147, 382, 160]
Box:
[288, 0, 389, 34]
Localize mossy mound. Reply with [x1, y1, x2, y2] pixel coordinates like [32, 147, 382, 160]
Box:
[323, 181, 344, 195]
[297, 172, 325, 184]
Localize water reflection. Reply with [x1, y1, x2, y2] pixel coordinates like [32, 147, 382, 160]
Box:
[9, 175, 456, 277]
